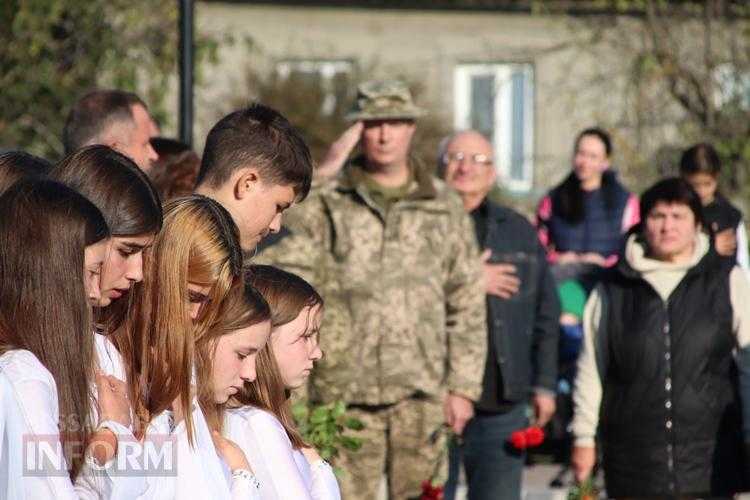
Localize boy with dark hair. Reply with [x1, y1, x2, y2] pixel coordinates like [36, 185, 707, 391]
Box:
[195, 103, 313, 252]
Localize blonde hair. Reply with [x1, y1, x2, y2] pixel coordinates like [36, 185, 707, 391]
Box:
[119, 195, 242, 444]
[235, 265, 323, 449]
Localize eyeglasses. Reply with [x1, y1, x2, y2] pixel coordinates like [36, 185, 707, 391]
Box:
[442, 152, 493, 166]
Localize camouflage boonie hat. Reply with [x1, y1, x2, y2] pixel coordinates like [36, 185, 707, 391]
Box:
[346, 80, 427, 122]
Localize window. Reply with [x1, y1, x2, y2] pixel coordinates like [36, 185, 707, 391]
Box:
[454, 63, 534, 191]
[276, 60, 353, 115]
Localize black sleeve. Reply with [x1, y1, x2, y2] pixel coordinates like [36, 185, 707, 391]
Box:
[531, 238, 561, 393]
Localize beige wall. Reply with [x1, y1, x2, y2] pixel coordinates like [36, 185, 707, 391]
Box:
[190, 3, 679, 199]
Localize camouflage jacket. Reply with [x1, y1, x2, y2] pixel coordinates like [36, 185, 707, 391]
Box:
[257, 158, 487, 405]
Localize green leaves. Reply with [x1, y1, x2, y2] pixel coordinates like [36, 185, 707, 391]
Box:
[0, 1, 217, 158]
[292, 400, 364, 466]
[567, 477, 600, 500]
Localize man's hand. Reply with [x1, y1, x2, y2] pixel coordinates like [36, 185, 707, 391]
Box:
[532, 393, 556, 427]
[443, 393, 474, 436]
[571, 445, 596, 483]
[481, 249, 520, 299]
[714, 224, 737, 256]
[316, 121, 363, 179]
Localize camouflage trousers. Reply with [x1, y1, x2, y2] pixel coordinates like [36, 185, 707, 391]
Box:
[337, 395, 446, 500]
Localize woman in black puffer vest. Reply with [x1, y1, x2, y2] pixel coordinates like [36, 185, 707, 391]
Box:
[570, 178, 750, 497]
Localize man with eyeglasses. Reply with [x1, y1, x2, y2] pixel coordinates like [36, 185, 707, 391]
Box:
[256, 81, 487, 499]
[440, 130, 560, 500]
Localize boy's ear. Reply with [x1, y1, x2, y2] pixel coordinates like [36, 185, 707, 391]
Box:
[233, 168, 261, 200]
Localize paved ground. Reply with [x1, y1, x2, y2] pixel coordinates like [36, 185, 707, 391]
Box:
[375, 464, 574, 499]
[522, 464, 571, 500]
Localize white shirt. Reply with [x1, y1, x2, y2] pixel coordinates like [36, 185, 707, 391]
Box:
[735, 220, 749, 273]
[138, 399, 261, 500]
[225, 407, 340, 500]
[93, 333, 261, 499]
[94, 332, 126, 382]
[0, 349, 113, 499]
[91, 332, 149, 499]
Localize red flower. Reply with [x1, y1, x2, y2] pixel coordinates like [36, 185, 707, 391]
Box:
[509, 429, 527, 449]
[525, 426, 545, 447]
[509, 426, 546, 450]
[421, 480, 444, 500]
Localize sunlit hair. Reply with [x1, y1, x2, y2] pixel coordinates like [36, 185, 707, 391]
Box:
[0, 151, 51, 194]
[199, 280, 271, 433]
[63, 89, 147, 154]
[234, 265, 324, 449]
[0, 179, 109, 479]
[120, 195, 242, 445]
[52, 145, 163, 333]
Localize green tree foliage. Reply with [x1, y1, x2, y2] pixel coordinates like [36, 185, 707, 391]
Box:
[0, 1, 218, 159]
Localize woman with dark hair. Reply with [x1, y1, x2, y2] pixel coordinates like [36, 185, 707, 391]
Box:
[680, 142, 748, 270]
[571, 177, 750, 497]
[50, 145, 163, 498]
[0, 179, 131, 498]
[225, 265, 340, 500]
[537, 128, 639, 283]
[0, 151, 52, 193]
[51, 145, 163, 367]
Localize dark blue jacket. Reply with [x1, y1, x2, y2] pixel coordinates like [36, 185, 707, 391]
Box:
[472, 200, 560, 411]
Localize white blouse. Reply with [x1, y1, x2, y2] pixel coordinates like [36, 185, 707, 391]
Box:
[225, 407, 341, 500]
[91, 332, 148, 499]
[94, 332, 126, 382]
[94, 332, 261, 499]
[0, 349, 123, 499]
[136, 397, 261, 500]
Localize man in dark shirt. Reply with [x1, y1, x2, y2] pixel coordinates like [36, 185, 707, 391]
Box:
[441, 130, 560, 500]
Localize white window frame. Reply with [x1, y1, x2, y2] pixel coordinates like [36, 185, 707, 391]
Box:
[276, 60, 353, 115]
[454, 63, 535, 192]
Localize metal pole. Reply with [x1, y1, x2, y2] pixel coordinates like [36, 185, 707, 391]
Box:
[178, 0, 194, 147]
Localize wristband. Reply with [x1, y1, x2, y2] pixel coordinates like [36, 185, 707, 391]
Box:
[232, 468, 261, 489]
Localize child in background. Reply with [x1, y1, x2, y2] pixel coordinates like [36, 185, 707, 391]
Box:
[680, 142, 749, 270]
[549, 279, 588, 487]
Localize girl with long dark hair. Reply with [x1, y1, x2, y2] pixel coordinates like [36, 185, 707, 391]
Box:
[0, 179, 131, 498]
[50, 145, 164, 498]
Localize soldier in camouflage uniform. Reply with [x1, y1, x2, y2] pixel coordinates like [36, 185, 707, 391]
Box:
[258, 80, 487, 499]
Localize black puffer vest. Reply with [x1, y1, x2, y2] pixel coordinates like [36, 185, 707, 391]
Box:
[599, 246, 743, 496]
